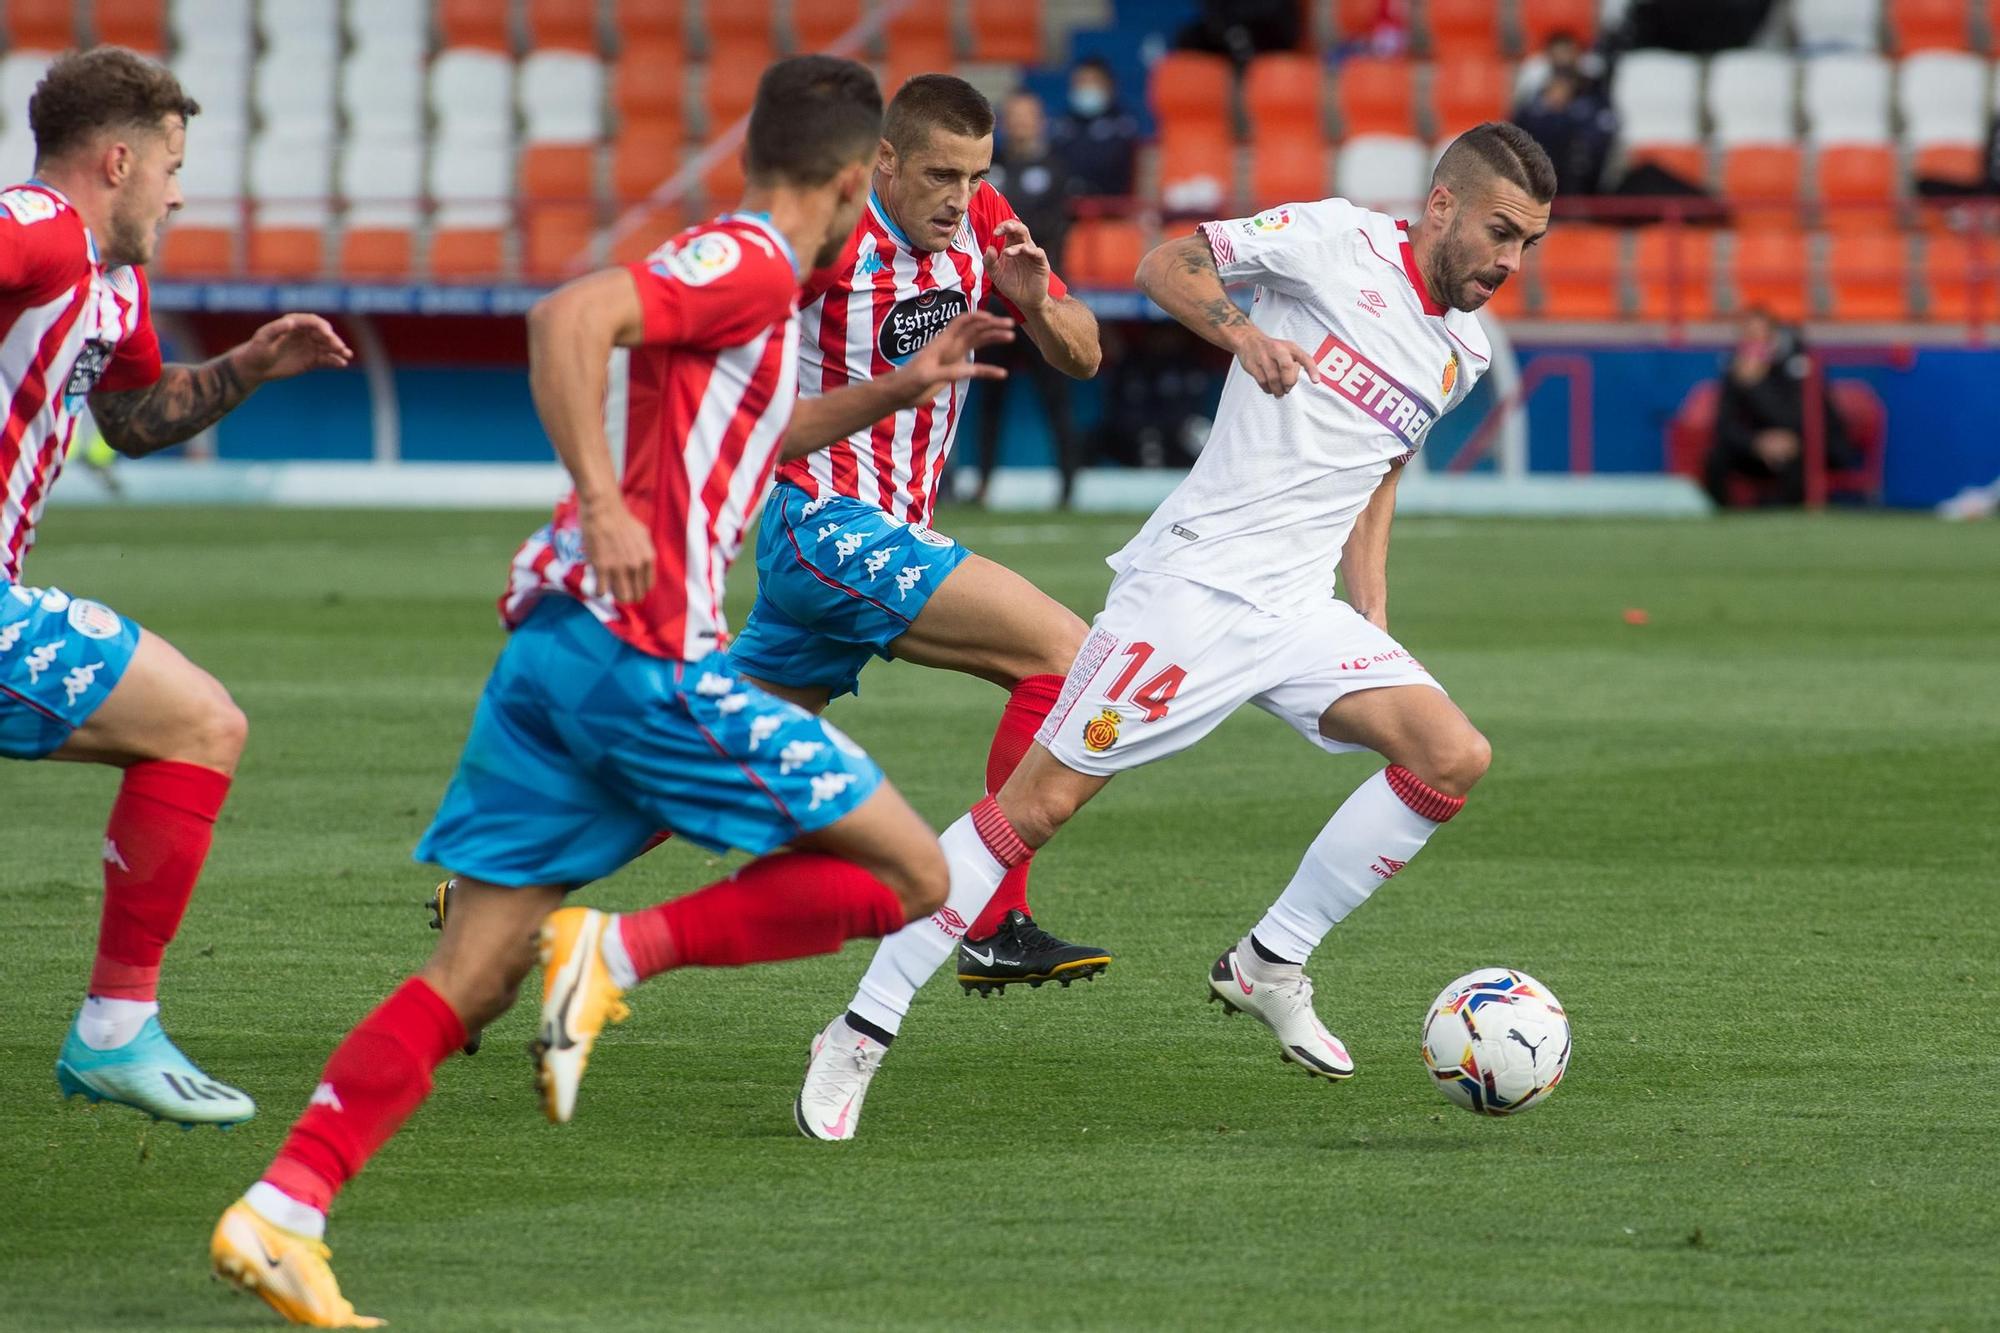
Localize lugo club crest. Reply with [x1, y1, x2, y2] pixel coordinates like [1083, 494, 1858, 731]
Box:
[877, 289, 970, 363]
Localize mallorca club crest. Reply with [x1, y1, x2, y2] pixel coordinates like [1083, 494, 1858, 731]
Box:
[1081, 708, 1121, 753]
[1441, 350, 1460, 401]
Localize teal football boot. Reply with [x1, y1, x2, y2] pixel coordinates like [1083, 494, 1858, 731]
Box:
[56, 1014, 255, 1127]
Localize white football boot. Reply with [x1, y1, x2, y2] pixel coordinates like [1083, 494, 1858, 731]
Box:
[793, 1017, 885, 1141]
[1206, 946, 1356, 1081]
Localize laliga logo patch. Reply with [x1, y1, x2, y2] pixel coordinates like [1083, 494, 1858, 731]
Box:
[1442, 351, 1459, 400]
[1243, 207, 1293, 234]
[0, 187, 58, 224]
[906, 523, 953, 548]
[654, 231, 742, 287]
[65, 599, 122, 641]
[1081, 708, 1121, 753]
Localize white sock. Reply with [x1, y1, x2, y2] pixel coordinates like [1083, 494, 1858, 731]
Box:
[1251, 769, 1454, 964]
[245, 1181, 327, 1239]
[602, 915, 639, 990]
[848, 811, 1011, 1036]
[76, 996, 159, 1051]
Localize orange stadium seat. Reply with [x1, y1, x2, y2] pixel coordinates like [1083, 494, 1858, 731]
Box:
[1430, 56, 1510, 137]
[1720, 144, 1803, 230]
[794, 0, 862, 53]
[614, 0, 685, 42]
[248, 226, 323, 279]
[1157, 127, 1236, 215]
[1731, 227, 1810, 321]
[968, 0, 1042, 64]
[1625, 142, 1709, 188]
[1815, 144, 1898, 232]
[1482, 266, 1528, 319]
[706, 3, 778, 58]
[704, 44, 768, 130]
[887, 3, 955, 53]
[701, 148, 746, 208]
[1912, 142, 1983, 187]
[1335, 57, 1417, 137]
[339, 228, 414, 280]
[1828, 230, 1913, 320]
[4, 0, 75, 49]
[1518, 0, 1599, 52]
[883, 31, 956, 92]
[611, 205, 685, 263]
[1423, 0, 1502, 59]
[93, 0, 165, 52]
[1244, 53, 1325, 138]
[1250, 138, 1329, 203]
[1334, 0, 1386, 40]
[1634, 227, 1720, 321]
[439, 0, 512, 52]
[523, 203, 597, 279]
[154, 225, 236, 277]
[1062, 218, 1147, 287]
[1888, 0, 1971, 50]
[528, 0, 601, 53]
[1537, 225, 1623, 320]
[613, 127, 680, 201]
[1919, 232, 1996, 321]
[429, 227, 506, 279]
[520, 144, 596, 203]
[1151, 52, 1235, 134]
[615, 40, 687, 131]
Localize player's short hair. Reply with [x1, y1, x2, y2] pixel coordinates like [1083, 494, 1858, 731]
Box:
[745, 55, 883, 186]
[29, 46, 200, 163]
[883, 74, 995, 156]
[1433, 122, 1558, 205]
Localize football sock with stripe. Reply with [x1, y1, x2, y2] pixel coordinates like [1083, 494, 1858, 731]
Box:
[849, 797, 1030, 1037]
[89, 759, 232, 1004]
[968, 674, 1062, 938]
[614, 851, 907, 979]
[1249, 766, 1464, 964]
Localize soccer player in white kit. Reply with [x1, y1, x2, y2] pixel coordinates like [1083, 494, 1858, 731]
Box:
[793, 123, 1555, 1137]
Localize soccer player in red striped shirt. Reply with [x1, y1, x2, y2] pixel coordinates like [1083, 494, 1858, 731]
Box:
[209, 57, 1013, 1327]
[725, 79, 1113, 1106]
[3, 48, 349, 1130]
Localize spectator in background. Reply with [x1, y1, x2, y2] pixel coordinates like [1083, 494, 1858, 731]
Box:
[1050, 57, 1139, 198]
[1512, 61, 1616, 197]
[1516, 31, 1604, 101]
[1174, 0, 1302, 65]
[1704, 309, 1856, 508]
[1612, 0, 1776, 53]
[976, 90, 1087, 507]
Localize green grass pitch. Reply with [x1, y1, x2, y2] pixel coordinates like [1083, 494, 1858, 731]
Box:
[3, 506, 1997, 1331]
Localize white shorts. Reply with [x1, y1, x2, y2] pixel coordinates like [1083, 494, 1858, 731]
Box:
[1037, 568, 1444, 777]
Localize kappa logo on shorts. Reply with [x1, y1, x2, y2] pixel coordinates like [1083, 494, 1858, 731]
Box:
[62, 661, 102, 706]
[0, 621, 21, 654]
[24, 639, 64, 683]
[894, 564, 928, 599]
[1082, 708, 1121, 753]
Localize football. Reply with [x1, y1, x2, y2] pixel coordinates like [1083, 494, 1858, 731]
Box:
[1420, 969, 1570, 1116]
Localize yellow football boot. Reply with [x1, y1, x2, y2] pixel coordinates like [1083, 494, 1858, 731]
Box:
[532, 907, 630, 1124]
[211, 1200, 384, 1328]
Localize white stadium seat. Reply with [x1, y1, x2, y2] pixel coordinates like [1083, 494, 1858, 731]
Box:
[253, 46, 337, 139]
[0, 53, 56, 135]
[1793, 0, 1883, 51]
[1, 131, 39, 179]
[340, 139, 425, 229]
[1802, 52, 1892, 143]
[341, 51, 426, 140]
[1898, 51, 1988, 147]
[427, 138, 513, 228]
[345, 0, 430, 57]
[248, 132, 333, 228]
[430, 50, 516, 146]
[1334, 135, 1430, 212]
[519, 51, 605, 144]
[174, 54, 251, 139]
[172, 0, 253, 53]
[175, 129, 246, 227]
[1610, 49, 1703, 145]
[1706, 51, 1798, 146]
[257, 0, 341, 54]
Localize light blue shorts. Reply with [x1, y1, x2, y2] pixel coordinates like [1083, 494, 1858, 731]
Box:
[0, 582, 142, 760]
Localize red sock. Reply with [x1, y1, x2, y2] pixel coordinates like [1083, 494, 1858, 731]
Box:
[261, 978, 466, 1214]
[969, 673, 1062, 938]
[617, 851, 907, 980]
[89, 760, 232, 1001]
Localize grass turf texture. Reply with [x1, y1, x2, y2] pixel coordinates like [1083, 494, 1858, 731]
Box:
[3, 507, 1997, 1332]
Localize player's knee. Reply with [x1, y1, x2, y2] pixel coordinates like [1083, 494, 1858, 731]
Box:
[882, 837, 949, 919]
[1421, 727, 1491, 798]
[1030, 608, 1089, 678]
[193, 690, 249, 772]
[999, 784, 1076, 848]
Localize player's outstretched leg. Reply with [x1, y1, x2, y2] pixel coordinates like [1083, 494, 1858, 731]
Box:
[40, 626, 256, 1127]
[798, 748, 1108, 1140]
[212, 879, 557, 1326]
[534, 782, 944, 1126]
[884, 554, 1114, 993]
[1215, 686, 1490, 1082]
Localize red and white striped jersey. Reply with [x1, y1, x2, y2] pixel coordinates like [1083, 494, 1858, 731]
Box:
[0, 183, 163, 584]
[501, 214, 802, 661]
[779, 183, 1069, 526]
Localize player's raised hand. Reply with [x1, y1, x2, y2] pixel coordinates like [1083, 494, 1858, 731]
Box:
[233, 313, 353, 383]
[895, 311, 1014, 406]
[1235, 331, 1317, 397]
[579, 496, 655, 605]
[982, 219, 1053, 313]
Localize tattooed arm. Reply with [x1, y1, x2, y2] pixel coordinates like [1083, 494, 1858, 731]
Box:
[91, 313, 352, 456]
[1134, 232, 1316, 397]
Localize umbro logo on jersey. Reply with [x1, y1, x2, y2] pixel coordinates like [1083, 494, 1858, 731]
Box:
[1357, 290, 1387, 317]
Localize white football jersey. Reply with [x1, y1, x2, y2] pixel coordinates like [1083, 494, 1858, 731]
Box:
[1109, 198, 1491, 614]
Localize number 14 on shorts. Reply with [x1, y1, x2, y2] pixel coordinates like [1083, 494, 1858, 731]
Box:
[1105, 642, 1185, 722]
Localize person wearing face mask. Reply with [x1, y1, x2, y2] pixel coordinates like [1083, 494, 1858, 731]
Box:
[1049, 57, 1140, 199]
[1702, 309, 1857, 508]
